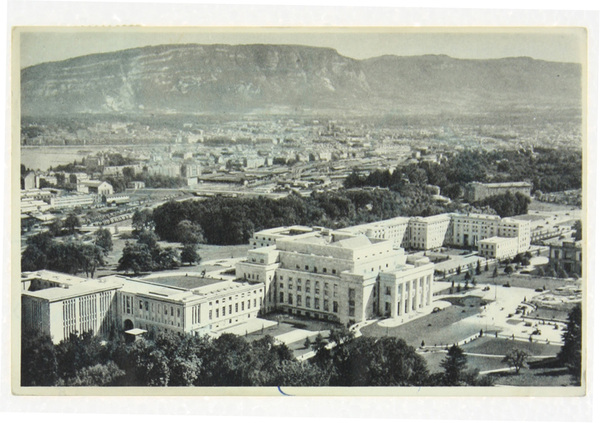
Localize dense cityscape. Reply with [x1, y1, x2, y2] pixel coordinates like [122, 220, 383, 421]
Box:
[18, 42, 583, 389]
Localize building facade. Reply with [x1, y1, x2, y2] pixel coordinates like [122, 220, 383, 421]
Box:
[549, 241, 583, 275]
[237, 227, 434, 325]
[465, 181, 532, 202]
[21, 271, 265, 343]
[478, 236, 518, 260]
[22, 277, 122, 343]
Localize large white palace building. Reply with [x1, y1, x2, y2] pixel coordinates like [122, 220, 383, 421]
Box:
[22, 211, 530, 342]
[237, 227, 434, 325]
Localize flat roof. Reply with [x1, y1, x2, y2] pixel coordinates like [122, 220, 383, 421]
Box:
[471, 181, 532, 187]
[23, 279, 122, 302]
[142, 274, 225, 290]
[21, 270, 91, 286]
[479, 236, 516, 243]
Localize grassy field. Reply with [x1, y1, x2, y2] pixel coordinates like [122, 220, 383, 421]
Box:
[360, 296, 492, 348]
[490, 367, 575, 387]
[462, 337, 561, 357]
[94, 235, 250, 278]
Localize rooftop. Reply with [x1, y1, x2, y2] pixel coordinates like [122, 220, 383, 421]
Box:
[23, 279, 123, 302]
[21, 270, 91, 287]
[471, 181, 532, 188]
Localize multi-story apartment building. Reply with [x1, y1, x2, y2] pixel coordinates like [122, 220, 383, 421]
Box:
[449, 213, 502, 247]
[498, 218, 531, 254]
[448, 213, 530, 256]
[407, 214, 452, 250]
[465, 181, 532, 202]
[237, 227, 434, 325]
[478, 236, 518, 260]
[21, 271, 265, 344]
[181, 163, 203, 178]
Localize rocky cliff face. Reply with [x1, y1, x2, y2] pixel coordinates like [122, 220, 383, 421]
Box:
[20, 44, 581, 117]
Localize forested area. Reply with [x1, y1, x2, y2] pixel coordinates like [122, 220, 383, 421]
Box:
[22, 302, 582, 387]
[473, 192, 531, 218]
[21, 228, 112, 278]
[344, 148, 582, 199]
[20, 328, 489, 387]
[152, 189, 464, 245]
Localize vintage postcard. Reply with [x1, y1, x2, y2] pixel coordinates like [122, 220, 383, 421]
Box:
[10, 25, 587, 398]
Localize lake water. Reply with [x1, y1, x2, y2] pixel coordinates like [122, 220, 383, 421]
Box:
[21, 147, 92, 171]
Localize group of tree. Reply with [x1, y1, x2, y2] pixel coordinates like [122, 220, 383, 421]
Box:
[21, 330, 329, 387]
[557, 304, 582, 384]
[22, 328, 496, 387]
[105, 172, 186, 193]
[473, 191, 531, 218]
[21, 228, 113, 278]
[536, 263, 581, 279]
[151, 189, 465, 246]
[117, 230, 181, 275]
[343, 148, 581, 200]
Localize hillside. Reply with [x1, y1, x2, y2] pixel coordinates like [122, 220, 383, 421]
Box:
[21, 44, 582, 117]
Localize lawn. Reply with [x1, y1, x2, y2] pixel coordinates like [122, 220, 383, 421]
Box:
[462, 337, 561, 357]
[490, 367, 576, 387]
[94, 237, 250, 278]
[360, 296, 491, 348]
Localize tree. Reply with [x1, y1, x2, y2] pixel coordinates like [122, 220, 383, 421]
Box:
[502, 348, 529, 374]
[180, 244, 200, 266]
[476, 261, 482, 275]
[49, 219, 63, 237]
[21, 330, 58, 386]
[465, 271, 471, 281]
[441, 345, 468, 386]
[504, 265, 514, 275]
[175, 220, 205, 245]
[558, 304, 582, 384]
[493, 265, 498, 278]
[117, 242, 153, 275]
[573, 220, 582, 241]
[132, 209, 154, 232]
[60, 362, 125, 386]
[64, 213, 81, 235]
[153, 247, 180, 270]
[78, 243, 106, 278]
[94, 228, 113, 254]
[136, 229, 159, 250]
[328, 327, 354, 345]
[21, 243, 48, 271]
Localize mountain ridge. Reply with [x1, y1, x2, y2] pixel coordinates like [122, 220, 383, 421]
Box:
[21, 43, 582, 117]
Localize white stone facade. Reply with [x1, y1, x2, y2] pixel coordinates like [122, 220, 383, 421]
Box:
[21, 271, 265, 343]
[236, 228, 433, 325]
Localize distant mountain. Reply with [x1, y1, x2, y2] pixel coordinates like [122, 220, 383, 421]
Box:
[20, 44, 582, 117]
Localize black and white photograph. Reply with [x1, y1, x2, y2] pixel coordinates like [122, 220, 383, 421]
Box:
[12, 25, 586, 395]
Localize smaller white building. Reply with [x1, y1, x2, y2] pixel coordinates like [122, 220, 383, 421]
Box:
[478, 236, 518, 260]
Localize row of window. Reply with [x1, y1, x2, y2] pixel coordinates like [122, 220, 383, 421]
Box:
[207, 297, 261, 320]
[278, 279, 338, 297]
[279, 292, 339, 313]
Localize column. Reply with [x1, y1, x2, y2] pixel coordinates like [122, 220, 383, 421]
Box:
[420, 277, 425, 310]
[427, 275, 433, 305]
[407, 279, 413, 313]
[397, 283, 403, 317]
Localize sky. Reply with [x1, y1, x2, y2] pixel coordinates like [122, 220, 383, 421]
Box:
[18, 27, 587, 68]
